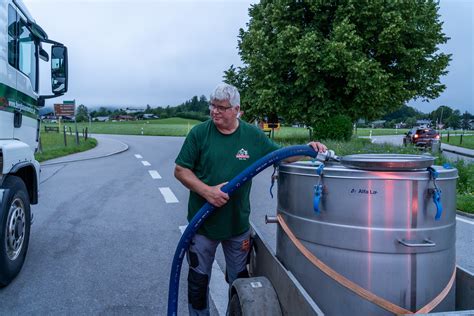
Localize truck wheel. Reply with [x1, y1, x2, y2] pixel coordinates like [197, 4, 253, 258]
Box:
[0, 176, 31, 287]
[229, 277, 282, 316]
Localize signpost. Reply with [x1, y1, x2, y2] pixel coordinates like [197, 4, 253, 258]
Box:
[54, 103, 75, 117]
[54, 102, 77, 145]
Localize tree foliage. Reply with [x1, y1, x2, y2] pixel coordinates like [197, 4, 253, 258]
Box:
[382, 105, 424, 122]
[75, 104, 89, 122]
[313, 114, 352, 141]
[225, 0, 451, 130]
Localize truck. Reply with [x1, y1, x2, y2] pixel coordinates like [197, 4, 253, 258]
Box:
[0, 0, 68, 287]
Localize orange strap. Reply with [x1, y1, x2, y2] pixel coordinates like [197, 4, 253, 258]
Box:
[276, 214, 456, 315]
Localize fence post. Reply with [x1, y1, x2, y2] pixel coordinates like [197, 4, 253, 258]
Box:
[447, 132, 450, 142]
[460, 134, 463, 145]
[85, 127, 88, 141]
[63, 126, 67, 147]
[74, 120, 80, 145]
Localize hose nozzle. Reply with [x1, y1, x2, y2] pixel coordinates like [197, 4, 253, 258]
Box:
[316, 150, 340, 162]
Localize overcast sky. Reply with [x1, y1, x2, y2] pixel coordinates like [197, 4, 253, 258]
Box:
[24, 0, 473, 114]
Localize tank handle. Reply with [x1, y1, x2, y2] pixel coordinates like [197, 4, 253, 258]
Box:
[427, 167, 443, 221]
[313, 164, 325, 214]
[398, 238, 436, 247]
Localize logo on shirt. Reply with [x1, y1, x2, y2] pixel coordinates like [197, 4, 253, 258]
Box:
[236, 148, 250, 160]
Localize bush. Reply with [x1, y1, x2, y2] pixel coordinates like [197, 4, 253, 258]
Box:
[312, 115, 353, 141]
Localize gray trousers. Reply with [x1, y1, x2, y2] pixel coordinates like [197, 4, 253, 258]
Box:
[186, 229, 251, 316]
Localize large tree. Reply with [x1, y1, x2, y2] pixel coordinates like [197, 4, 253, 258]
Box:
[225, 0, 451, 128]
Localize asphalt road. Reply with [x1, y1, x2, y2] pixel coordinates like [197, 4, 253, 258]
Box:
[0, 135, 472, 315]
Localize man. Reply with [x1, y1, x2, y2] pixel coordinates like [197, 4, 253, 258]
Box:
[174, 83, 326, 315]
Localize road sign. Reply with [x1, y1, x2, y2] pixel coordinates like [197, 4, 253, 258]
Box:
[54, 104, 75, 117]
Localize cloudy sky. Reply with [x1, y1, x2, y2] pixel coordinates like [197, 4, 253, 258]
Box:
[24, 0, 473, 114]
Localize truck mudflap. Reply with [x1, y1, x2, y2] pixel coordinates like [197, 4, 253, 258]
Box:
[248, 224, 474, 316]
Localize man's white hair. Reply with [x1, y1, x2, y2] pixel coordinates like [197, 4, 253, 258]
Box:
[210, 83, 240, 107]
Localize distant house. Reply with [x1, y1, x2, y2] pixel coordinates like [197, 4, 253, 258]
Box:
[416, 119, 431, 127]
[371, 120, 386, 128]
[469, 119, 474, 130]
[94, 116, 109, 122]
[143, 113, 158, 119]
[111, 115, 135, 121]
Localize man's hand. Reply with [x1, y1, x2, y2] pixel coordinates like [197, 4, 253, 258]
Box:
[308, 141, 327, 153]
[204, 182, 229, 207]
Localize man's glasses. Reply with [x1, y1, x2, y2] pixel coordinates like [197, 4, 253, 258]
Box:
[208, 104, 233, 112]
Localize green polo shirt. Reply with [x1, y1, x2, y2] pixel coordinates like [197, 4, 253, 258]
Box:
[175, 119, 280, 240]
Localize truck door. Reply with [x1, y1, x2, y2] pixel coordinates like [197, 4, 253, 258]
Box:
[0, 4, 19, 140]
[10, 4, 39, 151]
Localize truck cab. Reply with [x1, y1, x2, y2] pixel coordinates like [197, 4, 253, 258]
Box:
[0, 0, 68, 287]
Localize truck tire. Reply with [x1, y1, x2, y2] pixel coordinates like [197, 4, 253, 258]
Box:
[0, 176, 31, 287]
[229, 277, 282, 316]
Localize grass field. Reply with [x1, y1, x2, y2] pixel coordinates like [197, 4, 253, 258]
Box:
[35, 131, 97, 162]
[441, 135, 474, 150]
[43, 117, 201, 137]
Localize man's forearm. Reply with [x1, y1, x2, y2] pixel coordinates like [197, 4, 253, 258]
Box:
[174, 166, 209, 198]
[174, 165, 230, 207]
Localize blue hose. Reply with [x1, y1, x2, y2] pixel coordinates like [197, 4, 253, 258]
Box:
[167, 145, 318, 316]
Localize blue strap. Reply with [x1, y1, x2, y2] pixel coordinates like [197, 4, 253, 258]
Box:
[432, 189, 443, 220]
[316, 163, 325, 176]
[427, 167, 442, 221]
[313, 163, 325, 214]
[427, 167, 439, 179]
[313, 184, 323, 214]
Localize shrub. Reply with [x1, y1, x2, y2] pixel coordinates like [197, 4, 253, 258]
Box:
[312, 115, 353, 141]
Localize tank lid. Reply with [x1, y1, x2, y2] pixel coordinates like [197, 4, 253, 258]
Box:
[340, 154, 435, 171]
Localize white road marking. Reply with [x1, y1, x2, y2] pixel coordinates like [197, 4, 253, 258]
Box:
[134, 154, 143, 159]
[148, 170, 162, 179]
[178, 225, 227, 316]
[456, 216, 474, 225]
[141, 161, 151, 166]
[159, 187, 179, 203]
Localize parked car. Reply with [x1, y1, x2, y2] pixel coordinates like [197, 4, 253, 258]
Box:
[403, 127, 440, 147]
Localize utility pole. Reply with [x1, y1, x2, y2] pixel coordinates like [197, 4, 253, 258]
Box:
[439, 107, 444, 129]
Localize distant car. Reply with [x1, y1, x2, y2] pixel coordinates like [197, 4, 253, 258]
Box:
[403, 127, 440, 147]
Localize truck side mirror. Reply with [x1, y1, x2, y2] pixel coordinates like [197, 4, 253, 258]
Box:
[51, 45, 68, 94]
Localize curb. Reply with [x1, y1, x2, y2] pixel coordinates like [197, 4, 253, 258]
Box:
[442, 148, 474, 158]
[457, 210, 474, 219]
[41, 140, 129, 166]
